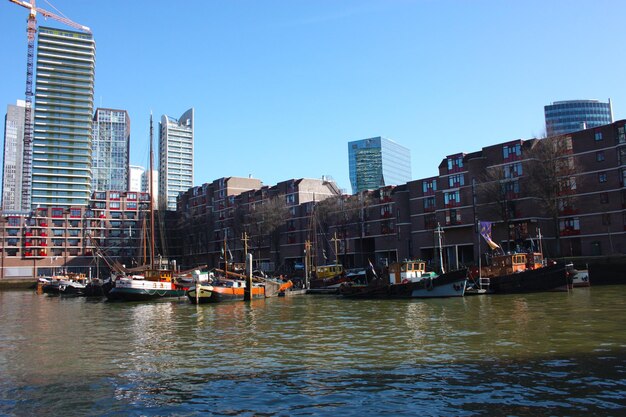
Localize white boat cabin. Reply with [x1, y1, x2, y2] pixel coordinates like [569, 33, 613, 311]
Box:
[389, 260, 435, 284]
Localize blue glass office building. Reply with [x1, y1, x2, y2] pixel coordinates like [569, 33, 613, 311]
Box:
[545, 99, 613, 137]
[348, 137, 412, 194]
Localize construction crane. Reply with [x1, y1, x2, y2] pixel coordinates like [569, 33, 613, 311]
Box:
[7, 0, 91, 211]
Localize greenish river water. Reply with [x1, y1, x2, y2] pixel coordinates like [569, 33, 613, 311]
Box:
[1, 287, 625, 416]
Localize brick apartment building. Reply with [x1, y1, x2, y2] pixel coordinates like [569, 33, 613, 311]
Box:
[0, 191, 150, 279]
[172, 120, 626, 272]
[2, 121, 625, 279]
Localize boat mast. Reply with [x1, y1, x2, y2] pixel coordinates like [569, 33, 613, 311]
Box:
[436, 223, 445, 274]
[149, 114, 155, 270]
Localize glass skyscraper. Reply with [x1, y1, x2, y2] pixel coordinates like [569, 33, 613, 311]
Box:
[348, 136, 412, 194]
[2, 100, 26, 210]
[159, 109, 193, 211]
[32, 26, 96, 208]
[544, 99, 613, 137]
[92, 108, 130, 192]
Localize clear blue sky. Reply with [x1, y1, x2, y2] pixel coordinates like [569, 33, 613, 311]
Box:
[2, 0, 625, 193]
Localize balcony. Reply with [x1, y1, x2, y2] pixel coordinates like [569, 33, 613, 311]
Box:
[559, 228, 581, 236]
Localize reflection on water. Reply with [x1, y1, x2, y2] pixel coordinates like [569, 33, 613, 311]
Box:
[1, 287, 625, 415]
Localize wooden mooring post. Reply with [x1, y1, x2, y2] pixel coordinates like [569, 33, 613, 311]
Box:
[244, 253, 252, 301]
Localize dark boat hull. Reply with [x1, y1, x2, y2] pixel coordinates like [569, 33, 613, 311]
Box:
[84, 280, 113, 297]
[487, 262, 570, 294]
[42, 282, 86, 296]
[340, 269, 468, 299]
[106, 287, 186, 301]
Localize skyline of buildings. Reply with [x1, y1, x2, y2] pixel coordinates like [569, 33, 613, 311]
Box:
[545, 99, 613, 137]
[158, 109, 194, 211]
[348, 136, 412, 194]
[2, 100, 25, 211]
[2, 118, 626, 278]
[91, 108, 130, 192]
[31, 27, 96, 209]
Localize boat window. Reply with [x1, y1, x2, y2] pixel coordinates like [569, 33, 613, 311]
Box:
[401, 264, 407, 272]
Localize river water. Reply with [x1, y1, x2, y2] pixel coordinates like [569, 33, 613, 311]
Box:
[0, 287, 625, 416]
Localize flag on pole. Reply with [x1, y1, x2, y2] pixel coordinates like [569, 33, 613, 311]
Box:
[479, 221, 500, 250]
[368, 259, 378, 278]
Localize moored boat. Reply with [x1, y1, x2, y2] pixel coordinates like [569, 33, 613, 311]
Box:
[309, 263, 350, 289]
[340, 260, 467, 299]
[106, 269, 188, 301]
[41, 274, 87, 296]
[187, 278, 265, 304]
[479, 252, 571, 294]
[570, 267, 590, 287]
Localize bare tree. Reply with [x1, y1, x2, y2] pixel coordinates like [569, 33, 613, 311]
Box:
[313, 193, 373, 266]
[248, 197, 289, 267]
[524, 135, 579, 256]
[476, 165, 518, 251]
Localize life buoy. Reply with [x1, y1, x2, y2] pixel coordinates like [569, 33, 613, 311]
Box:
[59, 284, 66, 292]
[401, 278, 410, 284]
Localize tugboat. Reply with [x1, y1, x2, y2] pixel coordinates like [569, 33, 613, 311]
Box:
[339, 260, 467, 299]
[479, 251, 570, 294]
[340, 224, 468, 299]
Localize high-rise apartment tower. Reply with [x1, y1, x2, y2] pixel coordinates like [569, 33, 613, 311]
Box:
[31, 26, 96, 208]
[159, 109, 193, 211]
[92, 108, 130, 192]
[2, 100, 26, 210]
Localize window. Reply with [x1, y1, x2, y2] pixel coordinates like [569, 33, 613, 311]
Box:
[559, 217, 580, 235]
[503, 143, 522, 160]
[424, 196, 436, 211]
[424, 214, 437, 229]
[502, 180, 520, 196]
[598, 172, 607, 183]
[422, 179, 437, 194]
[447, 155, 464, 172]
[618, 125, 626, 144]
[504, 163, 523, 179]
[70, 208, 81, 218]
[602, 213, 611, 226]
[595, 131, 603, 141]
[448, 174, 465, 188]
[110, 201, 120, 209]
[127, 193, 137, 200]
[445, 209, 461, 225]
[596, 151, 605, 162]
[600, 193, 609, 204]
[444, 191, 460, 206]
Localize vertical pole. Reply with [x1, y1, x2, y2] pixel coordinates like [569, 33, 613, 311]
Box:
[304, 240, 310, 289]
[244, 253, 252, 301]
[478, 220, 482, 288]
[149, 114, 155, 270]
[1, 218, 4, 280]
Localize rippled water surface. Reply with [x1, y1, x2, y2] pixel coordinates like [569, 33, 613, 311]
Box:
[1, 287, 625, 416]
